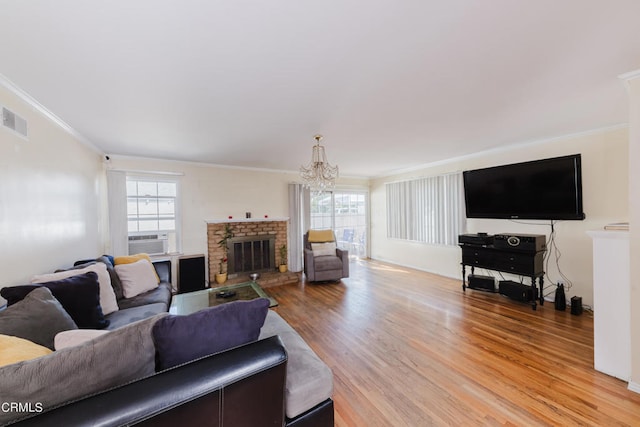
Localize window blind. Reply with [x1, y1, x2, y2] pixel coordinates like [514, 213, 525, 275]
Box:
[386, 172, 466, 245]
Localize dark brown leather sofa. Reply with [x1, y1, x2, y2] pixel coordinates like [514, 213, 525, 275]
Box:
[9, 336, 334, 427]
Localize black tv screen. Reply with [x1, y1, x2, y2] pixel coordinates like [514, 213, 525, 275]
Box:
[463, 154, 585, 220]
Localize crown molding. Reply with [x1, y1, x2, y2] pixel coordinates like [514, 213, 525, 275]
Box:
[0, 73, 102, 154]
[619, 69, 640, 81]
[373, 123, 628, 179]
[107, 153, 369, 181]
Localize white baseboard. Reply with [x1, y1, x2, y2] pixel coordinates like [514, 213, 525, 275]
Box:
[628, 381, 640, 394]
[368, 256, 460, 281]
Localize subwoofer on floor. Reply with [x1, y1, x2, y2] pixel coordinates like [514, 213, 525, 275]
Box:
[178, 254, 207, 294]
[498, 280, 538, 302]
[468, 274, 496, 292]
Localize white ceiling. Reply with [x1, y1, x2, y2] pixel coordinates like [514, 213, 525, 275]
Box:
[1, 0, 639, 177]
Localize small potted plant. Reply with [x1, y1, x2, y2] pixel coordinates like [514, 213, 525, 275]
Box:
[215, 224, 233, 284]
[278, 244, 288, 273]
[215, 257, 228, 284]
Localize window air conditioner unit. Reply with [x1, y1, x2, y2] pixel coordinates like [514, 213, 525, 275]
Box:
[128, 233, 169, 255]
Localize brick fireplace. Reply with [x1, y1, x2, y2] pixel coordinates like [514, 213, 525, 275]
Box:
[206, 218, 297, 287]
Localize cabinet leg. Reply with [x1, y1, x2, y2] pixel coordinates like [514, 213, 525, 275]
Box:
[531, 277, 537, 310]
[538, 276, 544, 305]
[462, 265, 466, 291]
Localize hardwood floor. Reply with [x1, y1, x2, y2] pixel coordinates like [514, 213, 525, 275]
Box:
[268, 259, 640, 426]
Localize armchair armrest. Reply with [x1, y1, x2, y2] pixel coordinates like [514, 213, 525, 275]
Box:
[336, 248, 349, 278]
[304, 248, 316, 281]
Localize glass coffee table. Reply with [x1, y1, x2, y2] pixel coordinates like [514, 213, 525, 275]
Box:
[170, 281, 278, 315]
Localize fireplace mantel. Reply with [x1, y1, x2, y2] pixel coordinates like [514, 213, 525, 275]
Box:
[205, 217, 289, 224]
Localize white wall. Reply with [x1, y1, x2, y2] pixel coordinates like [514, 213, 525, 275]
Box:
[622, 72, 640, 391]
[106, 156, 368, 274]
[0, 85, 105, 298]
[370, 126, 629, 307]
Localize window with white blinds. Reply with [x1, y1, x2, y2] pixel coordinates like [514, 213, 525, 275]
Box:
[386, 172, 466, 246]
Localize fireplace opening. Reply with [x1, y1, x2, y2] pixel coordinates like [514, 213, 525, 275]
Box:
[228, 235, 276, 274]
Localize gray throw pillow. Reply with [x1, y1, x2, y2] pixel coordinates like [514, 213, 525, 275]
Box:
[0, 287, 78, 349]
[97, 255, 125, 300]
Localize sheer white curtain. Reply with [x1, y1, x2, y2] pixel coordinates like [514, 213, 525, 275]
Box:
[106, 170, 128, 256]
[288, 183, 310, 272]
[386, 172, 466, 245]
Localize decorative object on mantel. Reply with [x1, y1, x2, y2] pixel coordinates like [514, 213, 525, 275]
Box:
[278, 244, 288, 273]
[215, 223, 234, 284]
[300, 134, 339, 194]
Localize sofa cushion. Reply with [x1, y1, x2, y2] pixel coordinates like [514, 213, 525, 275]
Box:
[0, 287, 78, 350]
[311, 242, 337, 257]
[106, 303, 168, 330]
[152, 298, 270, 371]
[97, 255, 125, 300]
[0, 334, 52, 367]
[0, 272, 108, 329]
[117, 282, 172, 310]
[259, 310, 334, 419]
[34, 262, 119, 316]
[54, 329, 110, 350]
[114, 253, 160, 282]
[0, 313, 167, 425]
[307, 229, 335, 243]
[115, 259, 159, 298]
[314, 255, 343, 272]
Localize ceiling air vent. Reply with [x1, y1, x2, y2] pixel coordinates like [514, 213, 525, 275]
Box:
[2, 106, 28, 139]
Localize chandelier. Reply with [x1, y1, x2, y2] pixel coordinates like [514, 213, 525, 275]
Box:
[300, 134, 339, 193]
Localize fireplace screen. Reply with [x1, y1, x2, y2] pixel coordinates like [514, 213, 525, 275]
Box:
[228, 235, 276, 274]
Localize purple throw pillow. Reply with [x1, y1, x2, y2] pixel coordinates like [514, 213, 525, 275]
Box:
[0, 271, 109, 329]
[152, 298, 270, 371]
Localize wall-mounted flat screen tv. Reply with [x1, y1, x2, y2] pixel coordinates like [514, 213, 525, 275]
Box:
[463, 154, 585, 220]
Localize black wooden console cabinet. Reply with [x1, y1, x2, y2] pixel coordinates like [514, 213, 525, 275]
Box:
[460, 243, 545, 310]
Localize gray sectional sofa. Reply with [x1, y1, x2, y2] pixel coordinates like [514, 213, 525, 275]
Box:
[0, 259, 334, 426]
[102, 259, 173, 329]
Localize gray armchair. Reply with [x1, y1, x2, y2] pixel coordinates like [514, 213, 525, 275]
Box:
[303, 230, 349, 282]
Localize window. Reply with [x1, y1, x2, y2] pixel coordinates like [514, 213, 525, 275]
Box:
[310, 190, 368, 258]
[126, 177, 180, 254]
[386, 172, 466, 246]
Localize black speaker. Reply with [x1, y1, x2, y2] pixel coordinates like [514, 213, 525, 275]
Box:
[498, 280, 538, 302]
[178, 254, 207, 294]
[554, 284, 566, 311]
[468, 274, 496, 292]
[570, 296, 583, 315]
